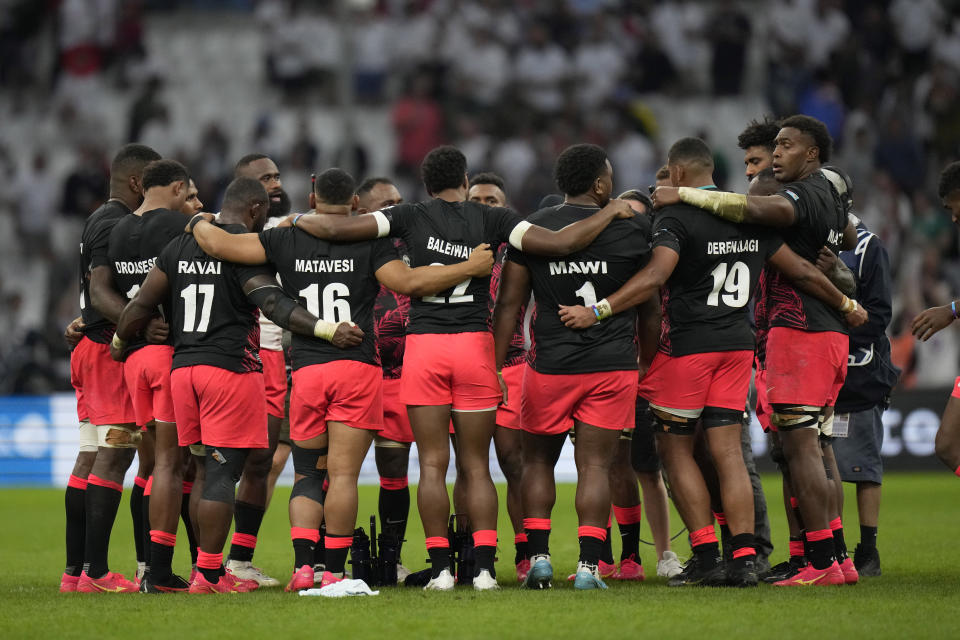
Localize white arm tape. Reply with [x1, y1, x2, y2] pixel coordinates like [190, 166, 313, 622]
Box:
[314, 319, 337, 341]
[508, 220, 533, 250]
[371, 211, 391, 238]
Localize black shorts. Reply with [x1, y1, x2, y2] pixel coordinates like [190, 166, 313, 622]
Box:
[831, 406, 884, 484]
[631, 397, 661, 473]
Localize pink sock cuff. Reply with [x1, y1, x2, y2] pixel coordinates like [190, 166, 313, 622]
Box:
[196, 551, 223, 570]
[425, 536, 450, 550]
[87, 474, 122, 493]
[290, 527, 320, 543]
[713, 511, 727, 526]
[807, 528, 833, 542]
[523, 517, 551, 531]
[829, 517, 842, 531]
[144, 475, 154, 497]
[733, 547, 757, 558]
[231, 532, 257, 549]
[514, 533, 528, 544]
[473, 529, 497, 548]
[150, 530, 177, 547]
[613, 504, 643, 525]
[182, 481, 193, 494]
[690, 525, 718, 547]
[577, 525, 607, 541]
[380, 476, 409, 490]
[67, 474, 88, 490]
[325, 534, 354, 550]
[789, 496, 799, 509]
[789, 540, 805, 557]
[133, 476, 148, 488]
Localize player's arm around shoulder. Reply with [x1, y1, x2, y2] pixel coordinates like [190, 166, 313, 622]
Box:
[518, 199, 634, 256]
[652, 186, 796, 227]
[190, 218, 268, 264]
[375, 243, 494, 297]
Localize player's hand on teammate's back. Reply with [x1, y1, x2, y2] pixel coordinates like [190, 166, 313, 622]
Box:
[184, 212, 216, 233]
[466, 243, 494, 277]
[911, 305, 954, 341]
[608, 198, 635, 219]
[144, 316, 170, 344]
[64, 316, 85, 348]
[844, 305, 868, 328]
[816, 246, 838, 273]
[557, 304, 598, 329]
[331, 322, 364, 349]
[651, 186, 680, 209]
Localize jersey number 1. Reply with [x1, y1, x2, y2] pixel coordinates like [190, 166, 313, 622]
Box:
[707, 262, 749, 308]
[181, 284, 215, 332]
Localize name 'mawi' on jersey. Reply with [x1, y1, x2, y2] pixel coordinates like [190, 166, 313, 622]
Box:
[510, 203, 652, 374]
[154, 223, 272, 373]
[652, 200, 783, 356]
[755, 170, 849, 334]
[258, 225, 398, 370]
[107, 208, 187, 354]
[80, 199, 131, 343]
[377, 199, 528, 333]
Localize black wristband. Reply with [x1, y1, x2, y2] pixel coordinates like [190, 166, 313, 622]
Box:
[187, 213, 208, 233]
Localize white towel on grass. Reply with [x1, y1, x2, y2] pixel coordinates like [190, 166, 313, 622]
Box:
[298, 579, 379, 597]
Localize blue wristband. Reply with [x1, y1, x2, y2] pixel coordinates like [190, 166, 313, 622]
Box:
[591, 305, 601, 320]
[952, 301, 958, 320]
[292, 213, 305, 228]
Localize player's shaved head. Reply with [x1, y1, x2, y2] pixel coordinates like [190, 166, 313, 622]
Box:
[667, 137, 714, 171]
[748, 167, 780, 197]
[110, 144, 161, 179]
[356, 177, 402, 213]
[314, 168, 356, 205]
[141, 160, 189, 191]
[222, 177, 269, 214]
[234, 153, 270, 176]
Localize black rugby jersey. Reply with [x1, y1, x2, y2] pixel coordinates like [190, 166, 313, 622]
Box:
[259, 226, 398, 370]
[380, 199, 525, 334]
[755, 170, 848, 334]
[652, 202, 782, 357]
[155, 223, 271, 373]
[373, 239, 411, 379]
[79, 199, 130, 343]
[509, 204, 651, 375]
[108, 208, 186, 354]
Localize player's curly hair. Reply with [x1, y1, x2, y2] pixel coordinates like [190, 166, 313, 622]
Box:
[141, 159, 189, 191]
[737, 116, 780, 152]
[554, 144, 608, 196]
[421, 146, 467, 195]
[469, 172, 506, 191]
[938, 161, 960, 199]
[780, 114, 833, 163]
[314, 168, 356, 205]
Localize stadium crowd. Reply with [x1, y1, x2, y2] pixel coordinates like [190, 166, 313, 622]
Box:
[1, 0, 960, 393]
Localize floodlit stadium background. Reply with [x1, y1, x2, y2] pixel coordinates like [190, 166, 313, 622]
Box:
[1, 0, 958, 483]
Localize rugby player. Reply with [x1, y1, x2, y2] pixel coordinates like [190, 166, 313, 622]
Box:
[271, 145, 634, 591]
[912, 161, 960, 476]
[69, 143, 161, 594]
[650, 116, 863, 586]
[493, 144, 652, 591]
[108, 159, 193, 592]
[467, 171, 531, 581]
[223, 153, 292, 587]
[561, 137, 866, 586]
[188, 168, 496, 590]
[359, 177, 414, 582]
[738, 116, 780, 181]
[114, 177, 359, 593]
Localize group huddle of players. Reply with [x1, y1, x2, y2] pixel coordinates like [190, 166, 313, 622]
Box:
[60, 110, 960, 595]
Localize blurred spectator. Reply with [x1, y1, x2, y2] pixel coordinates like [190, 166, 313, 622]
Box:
[391, 72, 444, 180]
[15, 151, 58, 258]
[709, 0, 751, 96]
[513, 24, 571, 113]
[61, 146, 108, 220]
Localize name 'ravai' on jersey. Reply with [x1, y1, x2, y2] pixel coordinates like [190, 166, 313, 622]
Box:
[548, 260, 609, 275]
[427, 236, 471, 259]
[178, 260, 222, 275]
[706, 239, 760, 255]
[295, 258, 355, 273]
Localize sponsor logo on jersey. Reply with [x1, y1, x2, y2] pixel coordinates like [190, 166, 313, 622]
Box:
[178, 260, 222, 275]
[426, 236, 470, 259]
[784, 189, 799, 201]
[294, 258, 355, 273]
[548, 260, 609, 275]
[114, 257, 156, 274]
[706, 239, 760, 255]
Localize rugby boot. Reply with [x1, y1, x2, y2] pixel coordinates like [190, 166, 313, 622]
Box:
[423, 568, 455, 591]
[59, 573, 80, 593]
[853, 544, 881, 577]
[573, 562, 608, 590]
[656, 551, 683, 578]
[524, 554, 553, 590]
[225, 559, 279, 587]
[77, 571, 138, 593]
[473, 569, 500, 591]
[760, 556, 806, 584]
[773, 561, 845, 586]
[515, 557, 531, 582]
[611, 554, 645, 581]
[139, 571, 190, 593]
[839, 557, 859, 584]
[726, 557, 759, 588]
[285, 565, 314, 592]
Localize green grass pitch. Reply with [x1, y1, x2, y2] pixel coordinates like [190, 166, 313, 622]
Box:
[0, 473, 957, 639]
